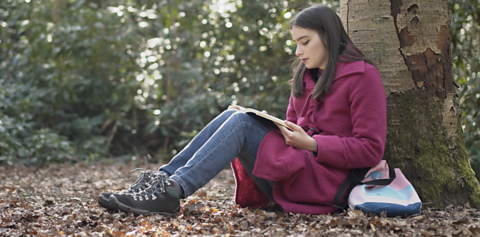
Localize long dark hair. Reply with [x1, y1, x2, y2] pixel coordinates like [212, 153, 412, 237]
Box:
[290, 5, 375, 100]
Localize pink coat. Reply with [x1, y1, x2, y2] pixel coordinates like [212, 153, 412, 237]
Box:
[231, 60, 387, 214]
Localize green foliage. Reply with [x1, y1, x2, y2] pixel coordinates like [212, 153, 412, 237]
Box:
[449, 0, 480, 180]
[0, 0, 323, 164]
[1, 0, 146, 164]
[0, 0, 478, 177]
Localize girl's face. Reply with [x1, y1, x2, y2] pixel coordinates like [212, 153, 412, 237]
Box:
[291, 26, 328, 70]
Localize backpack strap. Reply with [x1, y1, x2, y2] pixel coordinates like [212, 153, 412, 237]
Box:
[334, 160, 396, 210]
[362, 160, 396, 186]
[334, 167, 370, 209]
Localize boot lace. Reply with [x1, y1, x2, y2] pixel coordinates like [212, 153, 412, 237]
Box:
[120, 168, 154, 194]
[131, 173, 170, 201]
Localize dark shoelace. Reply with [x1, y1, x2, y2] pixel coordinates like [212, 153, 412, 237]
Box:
[118, 168, 155, 194]
[131, 173, 170, 201]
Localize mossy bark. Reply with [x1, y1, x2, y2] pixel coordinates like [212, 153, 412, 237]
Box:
[385, 90, 480, 208]
[340, 0, 480, 209]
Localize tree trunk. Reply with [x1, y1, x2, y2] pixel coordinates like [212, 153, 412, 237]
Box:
[339, 0, 480, 209]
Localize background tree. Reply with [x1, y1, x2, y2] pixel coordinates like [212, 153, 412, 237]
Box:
[449, 0, 480, 181]
[1, 0, 479, 188]
[339, 0, 480, 208]
[0, 0, 310, 164]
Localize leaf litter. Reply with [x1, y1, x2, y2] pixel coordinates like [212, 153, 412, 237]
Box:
[1, 162, 479, 236]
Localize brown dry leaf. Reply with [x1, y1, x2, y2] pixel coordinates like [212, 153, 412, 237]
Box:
[2, 162, 480, 237]
[182, 199, 205, 212]
[452, 219, 470, 225]
[196, 190, 207, 198]
[470, 226, 480, 235]
[371, 217, 391, 227]
[348, 209, 364, 216]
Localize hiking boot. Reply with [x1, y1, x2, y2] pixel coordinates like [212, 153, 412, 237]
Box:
[97, 169, 158, 211]
[98, 192, 116, 211]
[109, 173, 183, 216]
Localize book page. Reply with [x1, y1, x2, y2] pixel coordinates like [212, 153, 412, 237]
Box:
[228, 105, 291, 129]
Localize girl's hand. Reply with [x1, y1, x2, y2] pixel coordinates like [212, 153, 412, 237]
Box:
[276, 121, 318, 152]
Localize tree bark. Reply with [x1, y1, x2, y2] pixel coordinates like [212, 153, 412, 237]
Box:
[340, 0, 480, 208]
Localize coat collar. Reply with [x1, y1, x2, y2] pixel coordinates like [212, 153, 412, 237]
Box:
[302, 60, 366, 88]
[335, 60, 366, 79]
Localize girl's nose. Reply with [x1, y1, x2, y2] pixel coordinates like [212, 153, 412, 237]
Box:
[295, 46, 302, 56]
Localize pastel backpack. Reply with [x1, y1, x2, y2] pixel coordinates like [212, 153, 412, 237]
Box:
[335, 160, 422, 217]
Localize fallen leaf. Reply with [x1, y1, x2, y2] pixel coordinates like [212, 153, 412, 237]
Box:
[1, 163, 480, 237]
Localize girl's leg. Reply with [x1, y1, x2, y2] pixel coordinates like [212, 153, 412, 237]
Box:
[159, 109, 236, 176]
[170, 112, 272, 197]
[110, 112, 275, 216]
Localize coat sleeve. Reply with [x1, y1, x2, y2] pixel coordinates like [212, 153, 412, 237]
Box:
[286, 93, 298, 124]
[314, 65, 387, 169]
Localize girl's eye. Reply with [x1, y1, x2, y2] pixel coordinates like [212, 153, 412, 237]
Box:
[302, 40, 310, 46]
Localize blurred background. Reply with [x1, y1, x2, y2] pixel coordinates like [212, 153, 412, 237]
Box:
[0, 0, 478, 179]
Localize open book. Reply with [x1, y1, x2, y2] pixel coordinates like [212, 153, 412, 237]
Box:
[228, 104, 292, 130]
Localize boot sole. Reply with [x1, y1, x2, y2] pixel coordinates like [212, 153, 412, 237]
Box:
[98, 194, 118, 211]
[109, 195, 179, 216]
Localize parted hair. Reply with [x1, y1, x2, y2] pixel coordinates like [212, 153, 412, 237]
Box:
[290, 5, 375, 100]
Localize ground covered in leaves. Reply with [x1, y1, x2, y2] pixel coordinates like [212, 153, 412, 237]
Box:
[1, 162, 480, 236]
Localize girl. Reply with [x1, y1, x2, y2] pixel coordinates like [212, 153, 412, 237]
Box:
[98, 4, 387, 216]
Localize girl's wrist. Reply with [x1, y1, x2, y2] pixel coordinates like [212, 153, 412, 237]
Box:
[307, 137, 318, 152]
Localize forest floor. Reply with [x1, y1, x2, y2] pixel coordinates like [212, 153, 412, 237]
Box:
[1, 161, 480, 237]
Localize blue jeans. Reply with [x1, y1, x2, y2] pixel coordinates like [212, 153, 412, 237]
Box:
[159, 109, 275, 200]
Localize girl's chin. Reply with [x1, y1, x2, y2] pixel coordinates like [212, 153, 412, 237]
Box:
[304, 62, 324, 70]
[304, 64, 315, 69]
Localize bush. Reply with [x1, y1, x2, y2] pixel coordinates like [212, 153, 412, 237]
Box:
[0, 0, 310, 164]
[449, 0, 480, 180]
[1, 0, 479, 180]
